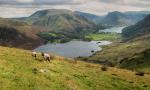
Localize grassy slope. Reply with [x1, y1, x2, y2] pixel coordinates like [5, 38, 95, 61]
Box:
[85, 33, 121, 41]
[87, 34, 150, 73]
[0, 46, 150, 90]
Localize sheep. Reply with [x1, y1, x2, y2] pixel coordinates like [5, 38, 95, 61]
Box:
[43, 53, 51, 62]
[32, 51, 37, 59]
[41, 52, 52, 62]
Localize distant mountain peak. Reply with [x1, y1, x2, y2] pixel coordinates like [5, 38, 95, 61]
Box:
[108, 11, 123, 14]
[107, 11, 126, 18]
[30, 9, 73, 18]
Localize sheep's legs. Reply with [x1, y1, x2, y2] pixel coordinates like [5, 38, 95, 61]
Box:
[47, 58, 50, 62]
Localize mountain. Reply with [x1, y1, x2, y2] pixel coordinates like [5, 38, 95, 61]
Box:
[24, 9, 96, 32]
[99, 11, 150, 26]
[100, 11, 131, 26]
[125, 11, 150, 15]
[74, 11, 104, 24]
[122, 14, 150, 40]
[0, 18, 45, 49]
[18, 9, 97, 42]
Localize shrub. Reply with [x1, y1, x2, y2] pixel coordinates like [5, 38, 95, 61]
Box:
[135, 71, 144, 76]
[101, 65, 108, 71]
[83, 36, 92, 41]
[60, 37, 71, 43]
[32, 68, 38, 74]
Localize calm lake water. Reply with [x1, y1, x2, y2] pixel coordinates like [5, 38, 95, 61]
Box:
[99, 26, 126, 33]
[35, 41, 111, 58]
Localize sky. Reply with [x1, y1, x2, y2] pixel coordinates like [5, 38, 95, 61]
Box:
[0, 0, 150, 18]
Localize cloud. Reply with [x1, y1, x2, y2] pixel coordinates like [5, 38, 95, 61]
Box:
[0, 0, 150, 18]
[100, 0, 150, 8]
[0, 0, 77, 5]
[16, 0, 34, 3]
[0, 0, 150, 7]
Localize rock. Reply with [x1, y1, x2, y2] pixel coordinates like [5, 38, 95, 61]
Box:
[39, 69, 49, 73]
[97, 42, 101, 44]
[101, 65, 108, 71]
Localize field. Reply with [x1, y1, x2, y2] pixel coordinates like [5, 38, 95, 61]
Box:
[0, 46, 150, 90]
[84, 33, 121, 41]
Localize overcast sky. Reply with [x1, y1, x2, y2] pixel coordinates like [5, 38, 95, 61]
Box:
[0, 0, 150, 18]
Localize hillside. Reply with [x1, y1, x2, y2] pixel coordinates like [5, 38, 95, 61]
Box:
[74, 11, 104, 24]
[84, 15, 150, 73]
[0, 18, 45, 49]
[28, 9, 96, 30]
[86, 34, 150, 72]
[0, 46, 149, 90]
[99, 11, 150, 26]
[122, 14, 150, 40]
[18, 9, 97, 43]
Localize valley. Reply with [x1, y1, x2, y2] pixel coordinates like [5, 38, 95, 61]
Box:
[84, 15, 150, 73]
[0, 8, 150, 90]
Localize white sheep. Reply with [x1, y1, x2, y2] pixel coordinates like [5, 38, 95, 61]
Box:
[43, 53, 51, 62]
[32, 51, 37, 59]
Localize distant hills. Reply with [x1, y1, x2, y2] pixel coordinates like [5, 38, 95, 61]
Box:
[122, 14, 150, 40]
[15, 9, 150, 42]
[98, 11, 150, 26]
[16, 9, 150, 31]
[1, 9, 150, 47]
[75, 11, 150, 26]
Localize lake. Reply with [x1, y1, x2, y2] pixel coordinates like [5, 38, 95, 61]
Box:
[34, 41, 111, 58]
[99, 26, 126, 33]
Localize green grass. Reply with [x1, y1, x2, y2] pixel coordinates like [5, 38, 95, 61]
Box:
[85, 33, 121, 41]
[0, 46, 150, 90]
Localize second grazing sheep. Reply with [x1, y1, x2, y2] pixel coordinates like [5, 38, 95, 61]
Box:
[44, 53, 51, 62]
